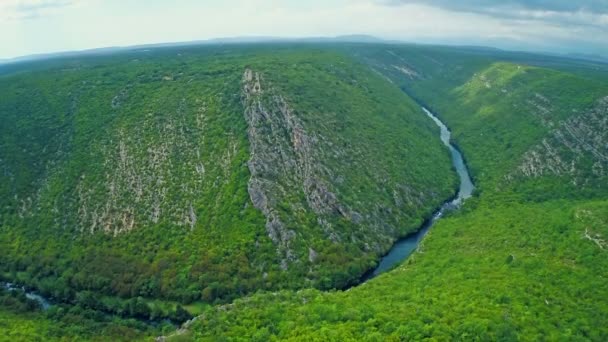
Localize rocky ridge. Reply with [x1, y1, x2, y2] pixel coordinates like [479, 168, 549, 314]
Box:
[241, 67, 446, 270]
[516, 96, 608, 184]
[242, 69, 354, 269]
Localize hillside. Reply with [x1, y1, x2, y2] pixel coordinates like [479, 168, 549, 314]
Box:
[0, 44, 457, 338]
[2, 43, 607, 341]
[358, 45, 608, 199]
[172, 46, 608, 340]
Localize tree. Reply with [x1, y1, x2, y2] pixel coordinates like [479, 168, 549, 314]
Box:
[170, 305, 192, 324]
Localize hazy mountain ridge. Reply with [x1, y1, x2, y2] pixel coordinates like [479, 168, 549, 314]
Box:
[0, 35, 384, 66]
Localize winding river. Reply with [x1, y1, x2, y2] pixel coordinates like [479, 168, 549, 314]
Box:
[365, 107, 475, 279]
[2, 107, 473, 316]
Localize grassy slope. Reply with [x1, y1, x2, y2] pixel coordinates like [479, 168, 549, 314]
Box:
[0, 44, 456, 338]
[181, 46, 608, 340]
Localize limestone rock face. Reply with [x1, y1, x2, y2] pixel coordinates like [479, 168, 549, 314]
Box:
[241, 67, 446, 269]
[516, 96, 608, 183]
[242, 69, 350, 267]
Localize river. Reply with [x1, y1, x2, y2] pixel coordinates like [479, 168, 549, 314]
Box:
[3, 106, 473, 314]
[2, 282, 52, 310]
[1, 280, 180, 327]
[365, 107, 475, 279]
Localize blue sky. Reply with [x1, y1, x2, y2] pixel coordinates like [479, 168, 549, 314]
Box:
[1, 0, 607, 59]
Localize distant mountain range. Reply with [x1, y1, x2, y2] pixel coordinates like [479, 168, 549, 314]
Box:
[1, 34, 606, 66]
[0, 35, 384, 65]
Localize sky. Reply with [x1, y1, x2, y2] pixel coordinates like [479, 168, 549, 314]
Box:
[1, 0, 607, 59]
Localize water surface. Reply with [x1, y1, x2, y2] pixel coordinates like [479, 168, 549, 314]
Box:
[367, 107, 474, 278]
[3, 282, 51, 310]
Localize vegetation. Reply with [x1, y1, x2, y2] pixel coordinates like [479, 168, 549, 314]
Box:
[0, 44, 457, 339]
[0, 287, 158, 341]
[351, 44, 608, 197]
[1, 43, 607, 340]
[174, 45, 608, 340]
[182, 199, 608, 341]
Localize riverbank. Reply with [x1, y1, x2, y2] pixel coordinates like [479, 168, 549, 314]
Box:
[360, 106, 475, 280]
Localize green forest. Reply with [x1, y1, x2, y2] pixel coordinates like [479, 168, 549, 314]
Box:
[1, 43, 607, 341]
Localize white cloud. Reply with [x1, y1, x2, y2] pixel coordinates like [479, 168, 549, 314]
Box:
[0, 0, 82, 21]
[0, 0, 606, 59]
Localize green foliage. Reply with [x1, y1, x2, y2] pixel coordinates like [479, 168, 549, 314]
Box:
[0, 43, 456, 337]
[0, 304, 157, 342]
[186, 198, 608, 341]
[180, 45, 608, 340]
[353, 44, 608, 199]
[2, 43, 607, 340]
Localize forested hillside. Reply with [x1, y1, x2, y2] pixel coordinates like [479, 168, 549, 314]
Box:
[2, 43, 607, 341]
[358, 45, 608, 200]
[0, 45, 457, 339]
[173, 46, 608, 341]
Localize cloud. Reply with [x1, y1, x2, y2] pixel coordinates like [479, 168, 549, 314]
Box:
[0, 0, 606, 59]
[379, 0, 608, 13]
[0, 0, 77, 21]
[379, 0, 608, 30]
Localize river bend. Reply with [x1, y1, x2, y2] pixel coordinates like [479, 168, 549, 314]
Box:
[366, 107, 475, 278]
